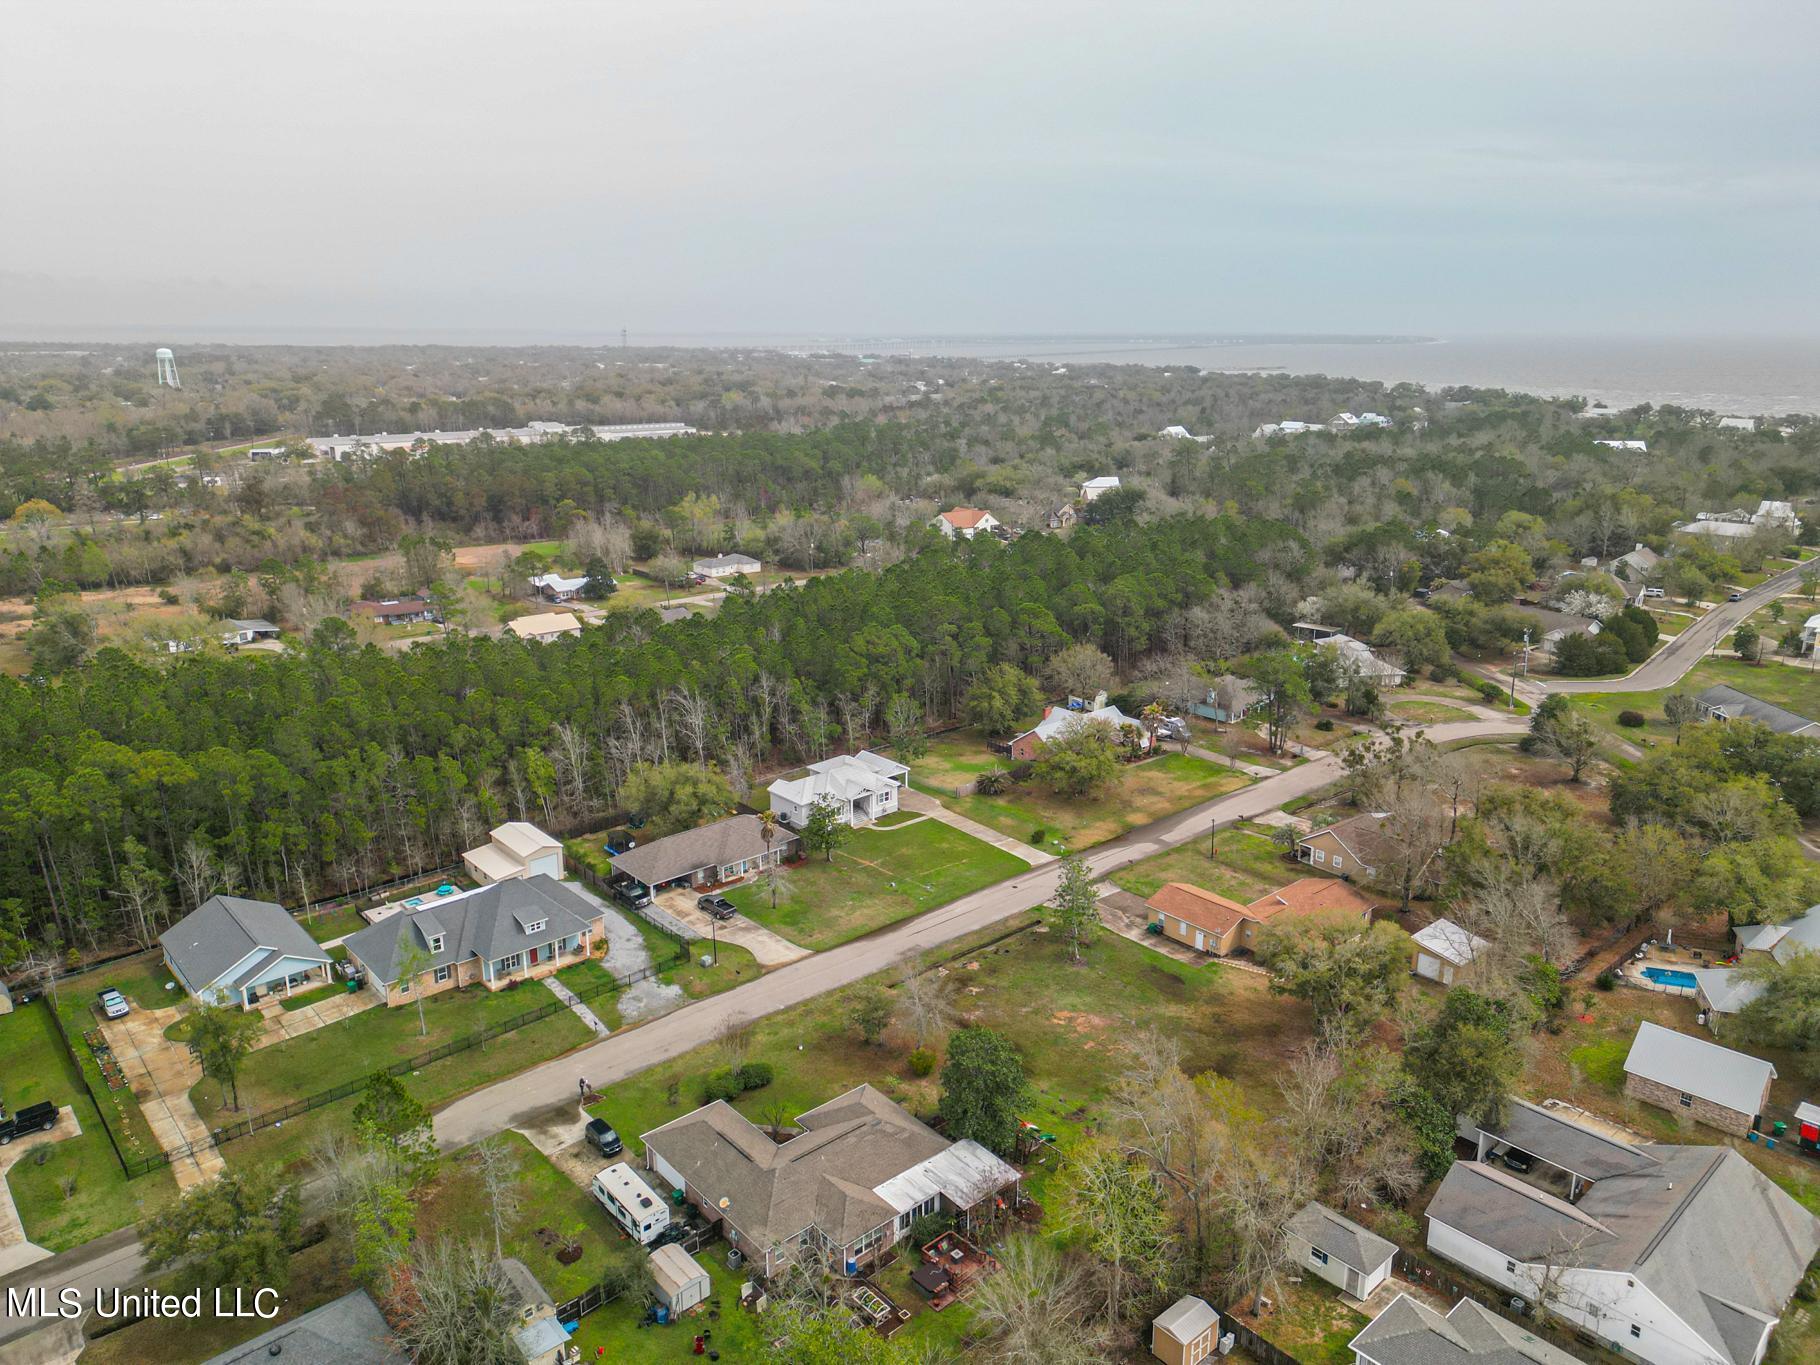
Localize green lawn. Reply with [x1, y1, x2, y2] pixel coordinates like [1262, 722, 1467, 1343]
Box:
[1573, 656, 1820, 749]
[929, 751, 1251, 855]
[203, 985, 593, 1174]
[45, 957, 177, 1178]
[1237, 1278, 1370, 1365]
[568, 1248, 776, 1362]
[908, 727, 1027, 795]
[1387, 698, 1475, 723]
[418, 1131, 631, 1300]
[1110, 826, 1295, 902]
[553, 959, 625, 1031]
[725, 820, 1025, 950]
[0, 1001, 178, 1251]
[295, 904, 370, 944]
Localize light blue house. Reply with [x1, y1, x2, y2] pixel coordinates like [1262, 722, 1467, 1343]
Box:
[159, 894, 333, 1008]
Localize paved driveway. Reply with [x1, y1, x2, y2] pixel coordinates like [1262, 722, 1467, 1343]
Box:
[98, 1007, 222, 1190]
[433, 716, 1523, 1149]
[0, 1108, 84, 1276]
[656, 890, 810, 967]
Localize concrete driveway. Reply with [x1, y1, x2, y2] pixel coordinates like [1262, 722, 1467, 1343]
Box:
[433, 715, 1524, 1149]
[98, 1006, 222, 1189]
[0, 1108, 84, 1277]
[655, 889, 810, 967]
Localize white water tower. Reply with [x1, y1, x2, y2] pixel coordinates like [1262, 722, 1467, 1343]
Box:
[155, 347, 181, 389]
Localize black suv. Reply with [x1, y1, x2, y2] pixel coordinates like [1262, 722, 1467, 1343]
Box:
[1500, 1147, 1535, 1174]
[697, 895, 737, 921]
[0, 1102, 59, 1146]
[584, 1117, 623, 1158]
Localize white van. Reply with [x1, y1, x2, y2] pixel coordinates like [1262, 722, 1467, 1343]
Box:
[591, 1162, 671, 1245]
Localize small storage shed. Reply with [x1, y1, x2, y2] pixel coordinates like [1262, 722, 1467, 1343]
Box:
[649, 1243, 710, 1314]
[1284, 1200, 1396, 1299]
[1151, 1295, 1219, 1365]
[1796, 1101, 1820, 1154]
[1410, 917, 1487, 985]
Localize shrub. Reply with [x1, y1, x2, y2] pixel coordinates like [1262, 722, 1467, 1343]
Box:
[1595, 970, 1617, 991]
[156, 588, 179, 606]
[1428, 661, 1458, 683]
[735, 1061, 774, 1091]
[701, 1067, 742, 1103]
[1007, 760, 1035, 783]
[1473, 677, 1504, 703]
[973, 768, 1011, 796]
[1029, 829, 1047, 846]
[908, 1047, 937, 1077]
[1314, 718, 1336, 732]
[1617, 709, 1646, 728]
[907, 1210, 954, 1248]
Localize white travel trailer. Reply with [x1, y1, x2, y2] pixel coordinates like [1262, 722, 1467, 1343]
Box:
[591, 1162, 672, 1245]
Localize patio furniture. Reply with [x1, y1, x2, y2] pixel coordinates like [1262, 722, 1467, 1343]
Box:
[910, 1262, 951, 1297]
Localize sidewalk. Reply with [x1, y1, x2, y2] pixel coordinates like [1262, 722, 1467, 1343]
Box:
[545, 976, 610, 1035]
[898, 789, 1050, 865]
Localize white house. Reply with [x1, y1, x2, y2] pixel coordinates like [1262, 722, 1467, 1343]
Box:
[219, 618, 280, 647]
[768, 750, 910, 829]
[529, 572, 591, 603]
[1595, 439, 1648, 452]
[1008, 703, 1153, 761]
[1080, 476, 1122, 502]
[307, 422, 695, 461]
[1284, 1201, 1395, 1299]
[932, 507, 1001, 540]
[1410, 918, 1488, 985]
[1802, 612, 1820, 654]
[692, 553, 761, 579]
[1320, 633, 1408, 687]
[463, 822, 564, 885]
[1357, 412, 1391, 427]
[1425, 1132, 1820, 1365]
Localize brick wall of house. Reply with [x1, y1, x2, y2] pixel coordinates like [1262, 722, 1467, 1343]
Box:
[1624, 1071, 1759, 1136]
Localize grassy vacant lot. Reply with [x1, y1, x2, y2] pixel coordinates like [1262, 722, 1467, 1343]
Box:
[0, 1001, 178, 1250]
[296, 903, 370, 944]
[933, 751, 1251, 855]
[1110, 824, 1294, 902]
[908, 727, 1021, 795]
[726, 819, 1025, 950]
[207, 985, 592, 1173]
[418, 1131, 625, 1300]
[47, 954, 179, 1177]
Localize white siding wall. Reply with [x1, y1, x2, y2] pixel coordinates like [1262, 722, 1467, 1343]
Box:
[1427, 1218, 1729, 1365]
[526, 848, 563, 880]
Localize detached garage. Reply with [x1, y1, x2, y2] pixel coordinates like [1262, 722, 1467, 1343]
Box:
[1411, 917, 1487, 986]
[1284, 1201, 1396, 1299]
[649, 1244, 710, 1315]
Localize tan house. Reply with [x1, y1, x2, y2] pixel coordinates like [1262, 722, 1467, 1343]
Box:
[1151, 1295, 1219, 1365]
[1296, 811, 1394, 880]
[341, 874, 604, 1006]
[608, 814, 800, 892]
[507, 610, 582, 642]
[496, 1257, 571, 1365]
[463, 822, 564, 884]
[1147, 878, 1376, 958]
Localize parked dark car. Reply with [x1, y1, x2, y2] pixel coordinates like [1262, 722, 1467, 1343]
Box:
[0, 1101, 59, 1146]
[584, 1117, 623, 1157]
[697, 895, 737, 921]
[609, 873, 653, 910]
[1501, 1147, 1535, 1174]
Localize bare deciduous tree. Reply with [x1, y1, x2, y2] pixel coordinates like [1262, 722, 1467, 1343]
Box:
[968, 1235, 1111, 1365]
[894, 965, 956, 1048]
[470, 1137, 522, 1260]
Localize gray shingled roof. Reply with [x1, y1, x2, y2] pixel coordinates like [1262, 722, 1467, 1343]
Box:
[1352, 1294, 1579, 1365]
[1623, 1020, 1775, 1117]
[1695, 685, 1820, 737]
[341, 875, 600, 985]
[159, 894, 329, 992]
[1286, 1200, 1397, 1275]
[1426, 1141, 1820, 1365]
[201, 1290, 407, 1365]
[608, 814, 795, 888]
[642, 1085, 970, 1252]
[1469, 1098, 1658, 1181]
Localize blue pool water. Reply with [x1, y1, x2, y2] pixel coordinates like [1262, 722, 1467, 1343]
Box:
[1642, 966, 1698, 989]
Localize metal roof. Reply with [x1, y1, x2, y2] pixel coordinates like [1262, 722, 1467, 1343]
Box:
[1153, 1296, 1219, 1344]
[1623, 1020, 1775, 1116]
[1412, 918, 1488, 966]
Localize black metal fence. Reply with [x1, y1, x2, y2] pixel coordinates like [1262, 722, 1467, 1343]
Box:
[42, 991, 142, 1179]
[117, 943, 686, 1179]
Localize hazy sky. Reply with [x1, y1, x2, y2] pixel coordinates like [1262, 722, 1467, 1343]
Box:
[4, 1, 1816, 339]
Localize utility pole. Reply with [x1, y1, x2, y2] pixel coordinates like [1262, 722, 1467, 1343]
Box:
[621, 328, 628, 349]
[1510, 629, 1530, 709]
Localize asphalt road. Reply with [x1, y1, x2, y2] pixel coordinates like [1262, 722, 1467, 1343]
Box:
[1520, 554, 1818, 698]
[432, 716, 1524, 1148]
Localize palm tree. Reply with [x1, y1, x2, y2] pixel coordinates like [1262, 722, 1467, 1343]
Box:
[758, 810, 782, 907]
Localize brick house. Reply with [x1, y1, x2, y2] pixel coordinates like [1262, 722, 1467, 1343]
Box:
[1621, 1020, 1776, 1136]
[1146, 877, 1375, 958]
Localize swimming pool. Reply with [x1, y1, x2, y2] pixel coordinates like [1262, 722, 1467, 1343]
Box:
[1642, 966, 1698, 990]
